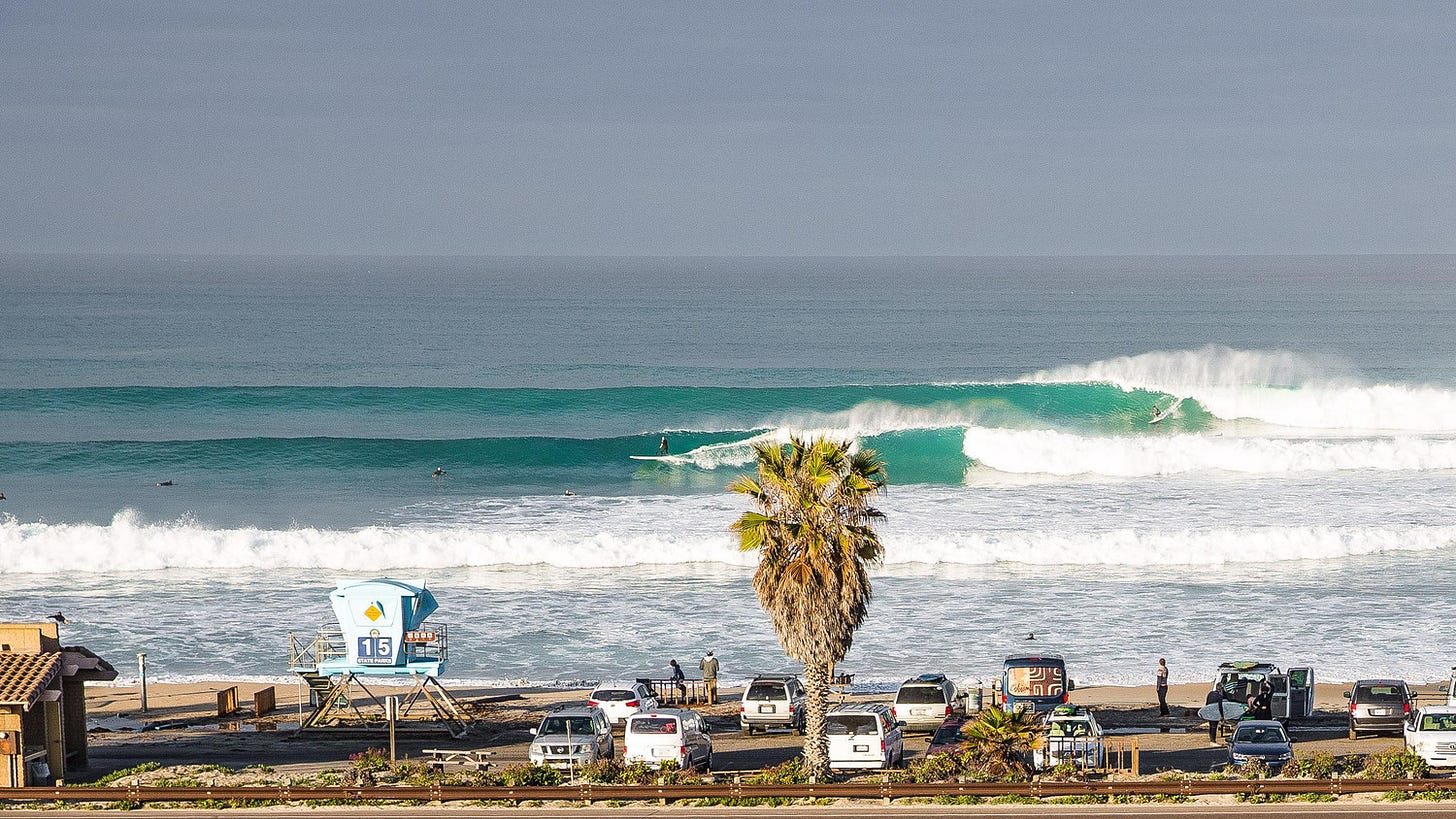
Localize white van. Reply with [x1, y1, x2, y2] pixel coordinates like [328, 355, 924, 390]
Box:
[826, 703, 904, 770]
[623, 709, 713, 771]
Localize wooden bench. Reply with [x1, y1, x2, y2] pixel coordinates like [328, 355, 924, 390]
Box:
[421, 748, 494, 771]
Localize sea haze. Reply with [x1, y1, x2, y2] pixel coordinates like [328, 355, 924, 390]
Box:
[2, 254, 1455, 686]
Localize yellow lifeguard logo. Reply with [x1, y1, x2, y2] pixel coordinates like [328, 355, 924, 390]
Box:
[364, 602, 384, 622]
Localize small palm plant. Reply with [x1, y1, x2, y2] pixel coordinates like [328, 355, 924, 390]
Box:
[960, 708, 1043, 781]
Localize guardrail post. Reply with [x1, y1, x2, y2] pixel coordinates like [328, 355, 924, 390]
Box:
[882, 773, 891, 804]
[1130, 738, 1139, 775]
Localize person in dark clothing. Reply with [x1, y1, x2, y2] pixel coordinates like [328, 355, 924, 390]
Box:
[658, 436, 670, 455]
[1252, 682, 1273, 720]
[669, 659, 686, 701]
[1205, 686, 1226, 742]
[1155, 658, 1170, 716]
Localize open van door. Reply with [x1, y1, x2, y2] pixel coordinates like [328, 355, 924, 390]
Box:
[1269, 673, 1291, 721]
[1288, 667, 1314, 719]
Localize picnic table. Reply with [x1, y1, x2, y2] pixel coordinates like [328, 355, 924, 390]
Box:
[421, 748, 494, 771]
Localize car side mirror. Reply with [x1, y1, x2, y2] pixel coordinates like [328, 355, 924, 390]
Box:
[896, 721, 907, 728]
[1341, 691, 1351, 699]
[529, 727, 538, 735]
[1068, 680, 1076, 692]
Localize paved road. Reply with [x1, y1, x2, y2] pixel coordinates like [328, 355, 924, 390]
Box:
[9, 802, 1456, 818]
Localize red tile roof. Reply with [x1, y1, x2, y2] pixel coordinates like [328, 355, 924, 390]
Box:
[0, 652, 62, 710]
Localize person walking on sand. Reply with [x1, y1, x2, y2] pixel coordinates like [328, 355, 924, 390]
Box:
[699, 650, 719, 705]
[1156, 658, 1170, 717]
[669, 659, 687, 702]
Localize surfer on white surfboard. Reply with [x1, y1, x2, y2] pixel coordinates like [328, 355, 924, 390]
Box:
[1149, 398, 1180, 425]
[658, 436, 669, 455]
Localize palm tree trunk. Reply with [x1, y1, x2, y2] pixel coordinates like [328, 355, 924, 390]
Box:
[801, 660, 831, 780]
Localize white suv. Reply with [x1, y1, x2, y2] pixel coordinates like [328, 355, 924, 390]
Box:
[1033, 705, 1105, 770]
[892, 673, 959, 732]
[588, 681, 660, 727]
[740, 674, 806, 735]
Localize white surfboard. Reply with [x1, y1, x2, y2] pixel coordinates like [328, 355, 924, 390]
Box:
[629, 454, 674, 461]
[1196, 701, 1248, 722]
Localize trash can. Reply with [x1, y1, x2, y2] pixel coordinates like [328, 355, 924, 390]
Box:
[967, 687, 983, 713]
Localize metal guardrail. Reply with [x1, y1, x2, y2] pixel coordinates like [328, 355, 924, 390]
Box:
[3, 778, 1455, 804]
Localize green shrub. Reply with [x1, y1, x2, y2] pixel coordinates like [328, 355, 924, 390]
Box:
[88, 762, 164, 786]
[1362, 746, 1429, 779]
[349, 747, 391, 772]
[744, 758, 812, 785]
[1283, 751, 1336, 779]
[497, 763, 564, 787]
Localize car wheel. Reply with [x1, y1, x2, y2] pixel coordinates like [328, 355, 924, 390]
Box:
[703, 753, 712, 773]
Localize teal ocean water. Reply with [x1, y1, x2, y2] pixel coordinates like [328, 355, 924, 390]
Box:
[2, 254, 1455, 686]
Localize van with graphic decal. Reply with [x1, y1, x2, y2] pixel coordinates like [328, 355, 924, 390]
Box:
[998, 654, 1072, 714]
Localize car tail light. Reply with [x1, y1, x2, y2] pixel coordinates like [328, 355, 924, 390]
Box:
[1062, 692, 1069, 704]
[788, 704, 795, 713]
[588, 700, 598, 707]
[944, 705, 952, 717]
[880, 740, 886, 754]
[680, 746, 687, 757]
[739, 704, 745, 713]
[1406, 702, 1412, 716]
[891, 706, 897, 719]
[625, 700, 639, 708]
[1350, 700, 1357, 713]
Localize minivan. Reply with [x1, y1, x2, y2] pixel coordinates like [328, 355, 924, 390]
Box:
[893, 673, 959, 731]
[740, 674, 806, 735]
[826, 703, 904, 769]
[1345, 679, 1413, 738]
[623, 709, 712, 771]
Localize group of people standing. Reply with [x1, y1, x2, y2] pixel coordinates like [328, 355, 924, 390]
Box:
[666, 650, 720, 705]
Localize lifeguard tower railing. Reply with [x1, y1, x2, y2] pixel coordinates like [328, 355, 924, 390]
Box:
[288, 624, 451, 675]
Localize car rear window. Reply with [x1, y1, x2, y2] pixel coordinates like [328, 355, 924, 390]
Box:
[826, 715, 878, 735]
[1355, 685, 1405, 703]
[896, 684, 948, 704]
[1048, 720, 1091, 737]
[592, 690, 635, 701]
[747, 682, 786, 700]
[629, 717, 678, 734]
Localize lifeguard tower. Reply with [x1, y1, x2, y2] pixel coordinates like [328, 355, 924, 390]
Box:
[289, 578, 473, 736]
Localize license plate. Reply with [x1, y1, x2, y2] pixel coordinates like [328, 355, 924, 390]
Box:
[853, 744, 870, 753]
[1370, 708, 1392, 716]
[653, 748, 669, 757]
[759, 704, 775, 713]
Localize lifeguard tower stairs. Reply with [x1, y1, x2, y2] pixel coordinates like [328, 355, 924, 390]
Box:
[289, 578, 473, 737]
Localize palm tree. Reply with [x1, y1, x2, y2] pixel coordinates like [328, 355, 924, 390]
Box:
[729, 436, 887, 780]
[959, 707, 1043, 780]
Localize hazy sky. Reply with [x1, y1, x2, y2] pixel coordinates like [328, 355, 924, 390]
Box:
[2, 2, 1453, 256]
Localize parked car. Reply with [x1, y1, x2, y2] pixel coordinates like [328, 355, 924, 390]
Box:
[1345, 679, 1413, 738]
[1000, 654, 1072, 713]
[740, 674, 806, 735]
[893, 673, 959, 732]
[825, 703, 904, 769]
[623, 709, 712, 771]
[588, 681, 660, 727]
[1227, 720, 1293, 772]
[528, 705, 614, 768]
[925, 713, 971, 756]
[1404, 706, 1456, 768]
[1033, 705, 1105, 770]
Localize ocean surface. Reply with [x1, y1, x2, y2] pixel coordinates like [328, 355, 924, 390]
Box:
[3, 254, 1456, 689]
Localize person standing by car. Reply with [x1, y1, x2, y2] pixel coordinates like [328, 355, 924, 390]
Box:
[1156, 658, 1170, 716]
[699, 650, 719, 705]
[1252, 681, 1273, 720]
[1204, 685, 1226, 743]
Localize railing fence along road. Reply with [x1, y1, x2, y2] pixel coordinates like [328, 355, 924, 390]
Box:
[3, 778, 1455, 804]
